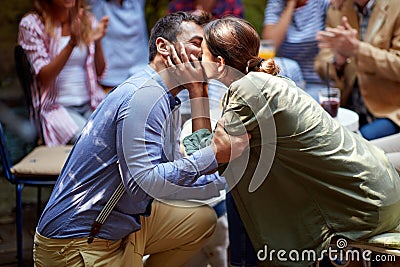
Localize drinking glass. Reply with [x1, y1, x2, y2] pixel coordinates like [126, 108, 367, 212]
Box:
[318, 88, 340, 118]
[259, 39, 275, 60]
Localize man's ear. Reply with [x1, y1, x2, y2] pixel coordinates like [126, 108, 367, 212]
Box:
[217, 56, 226, 74]
[156, 37, 170, 58]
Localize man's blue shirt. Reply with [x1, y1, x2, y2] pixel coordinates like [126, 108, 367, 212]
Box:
[37, 66, 224, 240]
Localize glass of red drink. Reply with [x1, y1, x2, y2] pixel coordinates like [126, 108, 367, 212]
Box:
[318, 88, 340, 118]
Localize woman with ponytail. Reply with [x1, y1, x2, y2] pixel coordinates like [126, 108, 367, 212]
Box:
[18, 0, 108, 146]
[181, 17, 400, 266]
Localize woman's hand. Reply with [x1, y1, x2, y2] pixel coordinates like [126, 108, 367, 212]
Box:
[92, 16, 109, 42]
[165, 42, 205, 96]
[165, 43, 211, 131]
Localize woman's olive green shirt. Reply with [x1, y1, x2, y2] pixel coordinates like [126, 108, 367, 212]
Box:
[184, 72, 400, 266]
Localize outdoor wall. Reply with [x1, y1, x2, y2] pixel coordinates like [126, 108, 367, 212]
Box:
[0, 1, 32, 101]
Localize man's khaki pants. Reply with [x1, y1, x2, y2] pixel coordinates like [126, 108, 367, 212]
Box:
[33, 201, 217, 267]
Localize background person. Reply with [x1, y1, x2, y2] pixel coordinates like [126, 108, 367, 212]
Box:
[262, 0, 331, 100]
[168, 0, 244, 19]
[88, 0, 149, 91]
[18, 0, 107, 146]
[315, 0, 400, 140]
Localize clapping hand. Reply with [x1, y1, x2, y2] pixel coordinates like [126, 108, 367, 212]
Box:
[316, 16, 359, 60]
[92, 16, 109, 42]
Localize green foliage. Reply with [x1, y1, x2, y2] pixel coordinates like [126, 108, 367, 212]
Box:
[0, 0, 32, 91]
[145, 0, 170, 33]
[144, 0, 268, 36]
[243, 0, 268, 36]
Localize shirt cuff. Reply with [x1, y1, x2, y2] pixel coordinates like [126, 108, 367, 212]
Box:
[191, 145, 218, 175]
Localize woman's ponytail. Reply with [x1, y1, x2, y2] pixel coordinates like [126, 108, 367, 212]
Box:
[246, 57, 280, 76]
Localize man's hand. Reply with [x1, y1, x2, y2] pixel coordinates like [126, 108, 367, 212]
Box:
[211, 118, 251, 163]
[316, 16, 359, 59]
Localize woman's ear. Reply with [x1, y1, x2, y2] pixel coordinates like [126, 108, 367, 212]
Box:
[156, 37, 170, 58]
[217, 56, 226, 74]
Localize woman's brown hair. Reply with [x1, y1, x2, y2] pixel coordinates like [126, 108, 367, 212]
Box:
[33, 0, 92, 45]
[203, 17, 279, 76]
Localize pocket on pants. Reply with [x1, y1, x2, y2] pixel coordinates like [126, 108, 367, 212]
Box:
[77, 241, 139, 267]
[33, 241, 67, 267]
[78, 250, 95, 267]
[121, 239, 144, 267]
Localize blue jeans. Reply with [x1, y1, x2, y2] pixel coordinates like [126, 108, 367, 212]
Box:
[226, 192, 258, 267]
[360, 118, 400, 140]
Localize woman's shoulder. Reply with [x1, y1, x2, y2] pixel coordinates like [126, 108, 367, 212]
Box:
[228, 72, 282, 98]
[237, 71, 287, 87]
[19, 12, 43, 28]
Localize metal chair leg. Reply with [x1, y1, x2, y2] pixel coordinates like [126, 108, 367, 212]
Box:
[16, 183, 24, 267]
[37, 186, 42, 219]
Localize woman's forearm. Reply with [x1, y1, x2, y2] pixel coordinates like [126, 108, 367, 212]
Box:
[262, 1, 297, 49]
[94, 40, 106, 76]
[37, 39, 75, 88]
[190, 83, 212, 132]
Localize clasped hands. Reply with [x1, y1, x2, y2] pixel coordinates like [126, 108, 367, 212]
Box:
[69, 8, 109, 46]
[316, 16, 360, 68]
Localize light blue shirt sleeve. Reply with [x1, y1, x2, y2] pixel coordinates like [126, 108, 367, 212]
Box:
[322, 0, 331, 12]
[116, 80, 224, 201]
[264, 0, 284, 25]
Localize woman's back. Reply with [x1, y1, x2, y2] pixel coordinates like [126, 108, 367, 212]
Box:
[219, 72, 400, 266]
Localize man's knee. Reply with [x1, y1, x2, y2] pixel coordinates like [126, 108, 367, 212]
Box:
[191, 205, 218, 240]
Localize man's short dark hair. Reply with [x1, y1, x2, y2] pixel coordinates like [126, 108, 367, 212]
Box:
[148, 11, 212, 62]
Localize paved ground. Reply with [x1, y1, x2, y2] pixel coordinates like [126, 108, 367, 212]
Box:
[0, 205, 35, 266]
[0, 178, 51, 267]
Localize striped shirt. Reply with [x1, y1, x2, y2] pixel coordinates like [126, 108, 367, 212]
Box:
[18, 13, 106, 146]
[264, 0, 330, 84]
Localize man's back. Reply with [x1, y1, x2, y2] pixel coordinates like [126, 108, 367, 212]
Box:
[37, 69, 154, 240]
